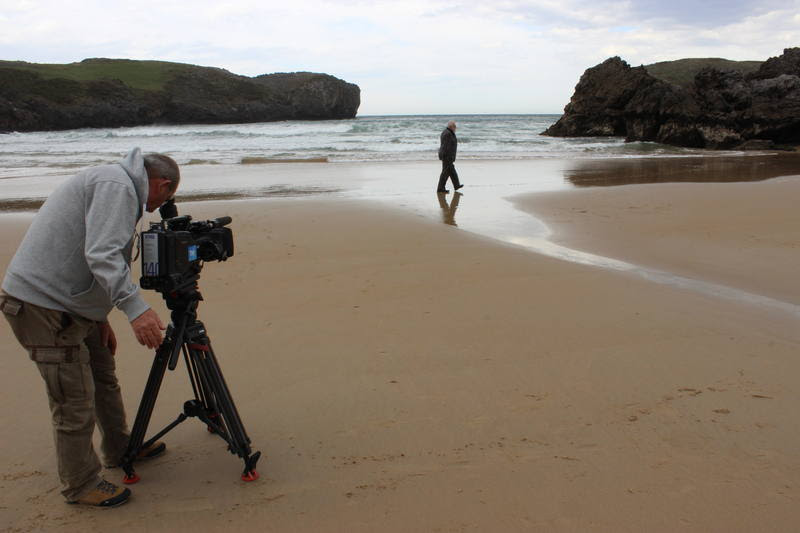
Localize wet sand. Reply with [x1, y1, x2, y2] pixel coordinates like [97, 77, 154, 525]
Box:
[0, 173, 799, 531]
[514, 176, 800, 305]
[561, 153, 800, 187]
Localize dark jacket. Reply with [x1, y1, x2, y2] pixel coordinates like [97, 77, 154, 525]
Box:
[438, 127, 457, 162]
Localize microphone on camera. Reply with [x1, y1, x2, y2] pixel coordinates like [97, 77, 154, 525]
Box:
[159, 198, 178, 220]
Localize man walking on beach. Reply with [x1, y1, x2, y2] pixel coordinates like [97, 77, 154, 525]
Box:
[1, 148, 178, 508]
[437, 120, 463, 193]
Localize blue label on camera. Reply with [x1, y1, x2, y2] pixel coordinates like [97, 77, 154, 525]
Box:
[188, 244, 198, 262]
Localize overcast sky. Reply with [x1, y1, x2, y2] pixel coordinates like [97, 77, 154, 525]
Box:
[2, 0, 799, 114]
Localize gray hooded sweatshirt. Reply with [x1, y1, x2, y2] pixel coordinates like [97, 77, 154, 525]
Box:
[3, 148, 151, 322]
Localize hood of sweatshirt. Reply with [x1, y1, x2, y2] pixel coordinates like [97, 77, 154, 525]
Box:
[119, 147, 148, 219]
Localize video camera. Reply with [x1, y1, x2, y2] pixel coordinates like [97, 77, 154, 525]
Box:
[125, 199, 260, 485]
[140, 199, 234, 293]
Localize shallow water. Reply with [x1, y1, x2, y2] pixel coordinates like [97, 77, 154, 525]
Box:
[413, 157, 800, 317]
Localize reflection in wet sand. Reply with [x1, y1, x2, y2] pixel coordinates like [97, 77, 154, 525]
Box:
[437, 191, 462, 226]
[564, 154, 800, 187]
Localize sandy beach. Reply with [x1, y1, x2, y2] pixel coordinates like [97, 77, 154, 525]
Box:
[1, 165, 799, 532]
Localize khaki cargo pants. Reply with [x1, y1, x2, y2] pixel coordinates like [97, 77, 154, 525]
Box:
[1, 292, 131, 501]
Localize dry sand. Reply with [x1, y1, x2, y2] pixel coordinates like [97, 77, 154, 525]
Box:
[1, 177, 799, 532]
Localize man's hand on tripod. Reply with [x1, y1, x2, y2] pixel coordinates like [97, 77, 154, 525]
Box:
[131, 309, 167, 350]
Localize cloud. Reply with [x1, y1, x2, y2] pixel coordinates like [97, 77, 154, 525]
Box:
[622, 0, 786, 26]
[1, 0, 798, 113]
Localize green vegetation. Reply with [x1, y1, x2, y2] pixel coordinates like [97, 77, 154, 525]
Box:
[0, 58, 221, 91]
[644, 58, 763, 87]
[0, 58, 360, 131]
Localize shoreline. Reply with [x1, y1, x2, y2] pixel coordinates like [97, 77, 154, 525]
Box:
[2, 155, 798, 312]
[2, 153, 800, 212]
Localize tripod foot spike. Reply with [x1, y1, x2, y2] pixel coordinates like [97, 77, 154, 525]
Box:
[241, 470, 259, 482]
[123, 472, 141, 484]
[241, 451, 262, 482]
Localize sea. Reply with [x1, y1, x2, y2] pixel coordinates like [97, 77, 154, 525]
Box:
[0, 114, 715, 180]
[2, 114, 798, 315]
[2, 113, 771, 204]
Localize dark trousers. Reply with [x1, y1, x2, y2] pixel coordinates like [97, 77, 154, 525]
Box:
[437, 160, 461, 191]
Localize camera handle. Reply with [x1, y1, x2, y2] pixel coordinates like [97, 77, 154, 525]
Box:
[119, 285, 261, 484]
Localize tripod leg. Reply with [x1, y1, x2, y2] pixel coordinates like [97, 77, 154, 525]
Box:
[188, 340, 261, 481]
[119, 330, 175, 484]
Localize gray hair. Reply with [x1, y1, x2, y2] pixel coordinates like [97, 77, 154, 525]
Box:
[143, 153, 180, 192]
[447, 120, 456, 129]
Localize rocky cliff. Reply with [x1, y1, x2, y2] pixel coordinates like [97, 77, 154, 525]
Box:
[543, 48, 800, 149]
[0, 59, 360, 132]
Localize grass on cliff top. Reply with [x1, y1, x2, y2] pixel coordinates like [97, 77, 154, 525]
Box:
[0, 58, 212, 91]
[645, 58, 763, 87]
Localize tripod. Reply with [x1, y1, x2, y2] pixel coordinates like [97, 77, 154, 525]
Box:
[120, 266, 261, 484]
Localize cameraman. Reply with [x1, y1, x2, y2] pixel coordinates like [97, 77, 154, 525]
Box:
[1, 148, 179, 508]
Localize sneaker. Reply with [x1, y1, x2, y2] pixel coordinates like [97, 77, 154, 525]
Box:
[68, 479, 131, 508]
[455, 184, 464, 190]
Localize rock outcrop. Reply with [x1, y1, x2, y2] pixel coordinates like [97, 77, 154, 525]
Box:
[544, 48, 800, 149]
[0, 59, 360, 132]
